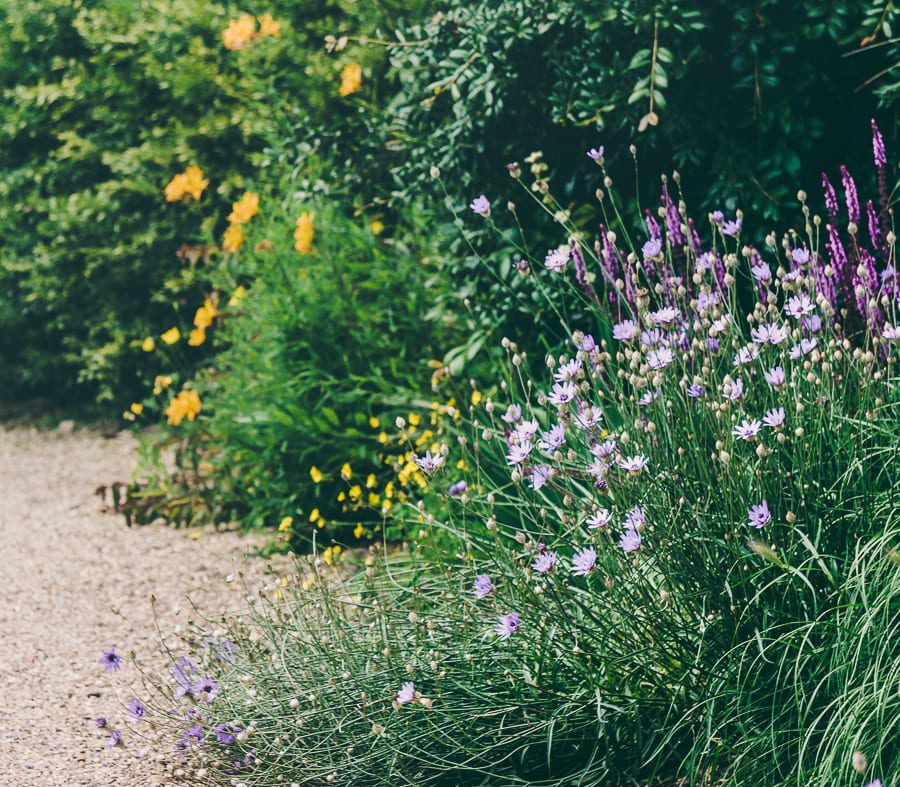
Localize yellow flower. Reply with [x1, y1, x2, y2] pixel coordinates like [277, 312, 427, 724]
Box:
[222, 223, 244, 254]
[193, 297, 219, 330]
[339, 63, 362, 96]
[187, 327, 206, 346]
[222, 14, 256, 50]
[161, 327, 180, 345]
[257, 13, 281, 37]
[337, 491, 346, 502]
[348, 485, 362, 501]
[384, 481, 394, 499]
[340, 462, 352, 481]
[368, 492, 380, 506]
[408, 413, 421, 427]
[165, 389, 202, 426]
[353, 523, 365, 539]
[130, 402, 143, 415]
[227, 192, 259, 224]
[278, 516, 293, 532]
[228, 285, 248, 306]
[366, 473, 377, 489]
[309, 465, 324, 483]
[471, 390, 482, 406]
[164, 165, 208, 201]
[141, 336, 155, 352]
[309, 508, 321, 524]
[323, 546, 341, 566]
[153, 375, 173, 395]
[377, 431, 389, 445]
[294, 211, 315, 254]
[369, 219, 384, 236]
[369, 416, 380, 429]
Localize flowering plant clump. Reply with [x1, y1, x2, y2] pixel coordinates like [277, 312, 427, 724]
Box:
[137, 134, 898, 785]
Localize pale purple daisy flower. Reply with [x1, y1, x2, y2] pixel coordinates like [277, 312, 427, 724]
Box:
[514, 418, 540, 442]
[544, 246, 570, 272]
[501, 404, 522, 424]
[883, 324, 900, 341]
[648, 306, 678, 325]
[751, 261, 772, 281]
[496, 612, 521, 640]
[686, 383, 704, 399]
[470, 195, 490, 217]
[571, 546, 597, 576]
[532, 551, 558, 574]
[592, 439, 617, 459]
[748, 500, 772, 529]
[107, 730, 123, 747]
[576, 404, 604, 429]
[640, 328, 665, 347]
[801, 314, 822, 333]
[191, 676, 218, 703]
[506, 442, 532, 466]
[613, 319, 639, 341]
[215, 722, 242, 745]
[530, 465, 552, 490]
[473, 574, 493, 600]
[696, 251, 716, 272]
[99, 649, 123, 673]
[548, 381, 576, 406]
[538, 424, 566, 452]
[732, 418, 762, 440]
[617, 454, 648, 474]
[448, 480, 468, 496]
[126, 698, 146, 720]
[709, 315, 731, 336]
[733, 344, 760, 367]
[722, 217, 742, 236]
[586, 509, 612, 529]
[413, 451, 446, 474]
[554, 358, 582, 382]
[638, 389, 660, 407]
[586, 146, 604, 161]
[619, 528, 642, 553]
[642, 238, 663, 259]
[763, 407, 785, 429]
[791, 247, 810, 266]
[764, 366, 785, 387]
[697, 290, 720, 312]
[789, 337, 818, 359]
[711, 210, 725, 223]
[864, 780, 883, 787]
[396, 681, 415, 705]
[624, 506, 646, 530]
[647, 346, 674, 370]
[579, 334, 597, 352]
[785, 293, 815, 319]
[95, 717, 107, 729]
[751, 323, 788, 345]
[724, 378, 745, 401]
[214, 640, 238, 662]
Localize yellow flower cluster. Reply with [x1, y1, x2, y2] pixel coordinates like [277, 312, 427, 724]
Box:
[222, 191, 260, 255]
[222, 13, 280, 51]
[153, 375, 173, 395]
[188, 295, 219, 347]
[339, 63, 362, 96]
[294, 211, 315, 254]
[161, 326, 181, 345]
[164, 165, 208, 202]
[165, 389, 202, 426]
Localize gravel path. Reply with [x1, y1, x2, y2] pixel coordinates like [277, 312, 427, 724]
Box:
[0, 425, 279, 785]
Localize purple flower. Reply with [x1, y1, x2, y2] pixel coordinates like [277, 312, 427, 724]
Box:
[722, 217, 742, 236]
[538, 424, 566, 452]
[215, 640, 238, 663]
[724, 378, 745, 401]
[764, 366, 785, 387]
[711, 210, 724, 223]
[840, 165, 860, 225]
[530, 465, 553, 490]
[470, 195, 490, 217]
[191, 677, 218, 703]
[789, 337, 818, 359]
[647, 347, 674, 370]
[619, 528, 642, 553]
[624, 506, 646, 531]
[473, 574, 493, 600]
[554, 358, 582, 382]
[501, 404, 522, 424]
[126, 698, 146, 720]
[571, 546, 597, 576]
[579, 334, 597, 352]
[748, 500, 772, 529]
[413, 450, 446, 474]
[763, 407, 785, 429]
[613, 319, 639, 341]
[751, 323, 788, 345]
[586, 509, 612, 529]
[872, 119, 887, 168]
[177, 725, 204, 751]
[617, 454, 648, 474]
[751, 261, 772, 282]
[638, 389, 660, 407]
[641, 327, 664, 347]
[732, 419, 762, 441]
[396, 681, 415, 705]
[686, 383, 704, 399]
[448, 480, 467, 496]
[532, 551, 558, 574]
[95, 717, 107, 729]
[214, 722, 242, 745]
[586, 146, 604, 161]
[791, 247, 810, 266]
[496, 612, 521, 640]
[99, 649, 123, 673]
[883, 324, 900, 341]
[506, 442, 532, 466]
[865, 780, 883, 787]
[733, 344, 760, 366]
[172, 657, 197, 698]
[642, 238, 662, 259]
[544, 246, 570, 272]
[785, 293, 815, 319]
[107, 730, 123, 747]
[592, 439, 617, 459]
[548, 381, 576, 406]
[648, 306, 678, 325]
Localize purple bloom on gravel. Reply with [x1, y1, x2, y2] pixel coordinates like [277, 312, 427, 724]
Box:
[619, 528, 642, 553]
[99, 649, 123, 673]
[571, 546, 597, 576]
[469, 195, 490, 217]
[215, 640, 238, 662]
[126, 698, 146, 720]
[544, 246, 570, 272]
[642, 238, 662, 259]
[191, 677, 218, 703]
[172, 656, 197, 698]
[732, 419, 762, 441]
[764, 366, 785, 387]
[530, 465, 553, 490]
[95, 717, 107, 729]
[617, 454, 648, 474]
[613, 319, 639, 341]
[587, 146, 605, 161]
[763, 407, 785, 429]
[396, 681, 415, 705]
[548, 381, 576, 406]
[107, 730, 123, 747]
[214, 722, 242, 745]
[532, 551, 558, 574]
[785, 293, 815, 319]
[748, 500, 772, 529]
[587, 509, 612, 529]
[177, 725, 204, 751]
[448, 480, 468, 496]
[473, 574, 493, 600]
[496, 612, 521, 640]
[686, 383, 704, 399]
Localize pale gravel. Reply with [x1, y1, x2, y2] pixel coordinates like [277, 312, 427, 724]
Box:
[0, 425, 284, 786]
